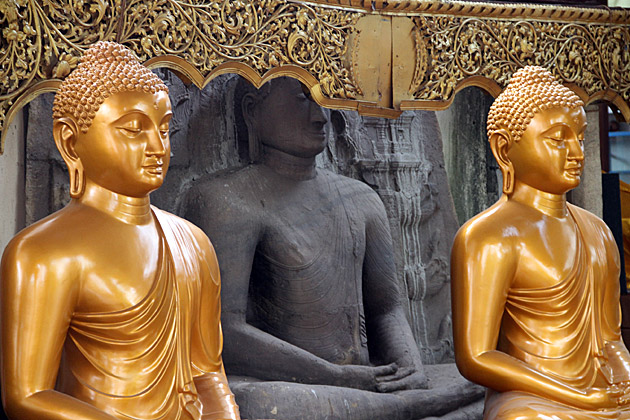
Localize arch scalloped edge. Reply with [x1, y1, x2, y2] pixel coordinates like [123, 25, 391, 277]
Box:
[1, 57, 399, 155]
[144, 56, 402, 117]
[566, 84, 630, 122]
[5, 66, 628, 155]
[1, 80, 61, 155]
[399, 76, 630, 123]
[399, 76, 503, 111]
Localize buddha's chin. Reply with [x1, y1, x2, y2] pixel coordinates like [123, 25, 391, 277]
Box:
[142, 171, 166, 185]
[125, 179, 164, 197]
[564, 173, 582, 188]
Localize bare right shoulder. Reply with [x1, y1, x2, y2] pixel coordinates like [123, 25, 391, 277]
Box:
[1, 206, 87, 289]
[185, 166, 264, 211]
[455, 199, 520, 245]
[451, 199, 525, 281]
[183, 165, 265, 230]
[182, 166, 267, 255]
[451, 199, 522, 303]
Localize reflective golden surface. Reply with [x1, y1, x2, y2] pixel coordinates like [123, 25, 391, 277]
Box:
[451, 66, 630, 419]
[1, 42, 239, 420]
[619, 181, 630, 291]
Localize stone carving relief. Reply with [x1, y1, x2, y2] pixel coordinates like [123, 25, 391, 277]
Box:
[23, 73, 458, 366]
[322, 111, 458, 364]
[21, 71, 478, 414]
[20, 72, 480, 419]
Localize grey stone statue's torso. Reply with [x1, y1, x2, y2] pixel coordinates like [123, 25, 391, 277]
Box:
[246, 167, 369, 365]
[204, 164, 385, 366]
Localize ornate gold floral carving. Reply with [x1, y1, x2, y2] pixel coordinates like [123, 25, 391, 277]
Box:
[118, 0, 360, 97]
[1, 0, 630, 152]
[408, 16, 630, 111]
[0, 0, 360, 152]
[0, 0, 119, 147]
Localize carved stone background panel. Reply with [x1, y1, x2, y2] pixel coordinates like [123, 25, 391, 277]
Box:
[20, 73, 459, 364]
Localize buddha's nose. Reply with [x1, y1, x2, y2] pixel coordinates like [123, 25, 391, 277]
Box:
[310, 101, 328, 126]
[567, 138, 584, 161]
[147, 129, 167, 156]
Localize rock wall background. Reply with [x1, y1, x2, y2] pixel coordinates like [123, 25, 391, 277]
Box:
[437, 87, 501, 226]
[22, 70, 459, 364]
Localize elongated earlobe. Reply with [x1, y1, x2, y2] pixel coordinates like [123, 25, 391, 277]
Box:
[502, 164, 514, 195]
[246, 124, 260, 163]
[69, 164, 85, 198]
[242, 93, 261, 163]
[53, 118, 86, 198]
[489, 129, 514, 195]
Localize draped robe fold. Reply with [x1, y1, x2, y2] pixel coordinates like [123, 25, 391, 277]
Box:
[485, 205, 630, 420]
[56, 209, 235, 420]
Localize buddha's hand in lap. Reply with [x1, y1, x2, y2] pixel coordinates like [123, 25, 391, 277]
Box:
[334, 363, 399, 391]
[580, 385, 626, 409]
[375, 365, 428, 392]
[610, 381, 630, 407]
[333, 363, 428, 392]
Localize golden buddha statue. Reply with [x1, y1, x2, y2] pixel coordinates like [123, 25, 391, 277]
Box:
[619, 180, 630, 290]
[451, 65, 630, 419]
[0, 41, 240, 420]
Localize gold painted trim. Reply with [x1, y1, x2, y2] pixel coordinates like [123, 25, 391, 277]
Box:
[0, 0, 363, 152]
[300, 0, 630, 23]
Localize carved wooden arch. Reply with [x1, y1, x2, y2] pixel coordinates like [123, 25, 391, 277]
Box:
[1, 0, 629, 153]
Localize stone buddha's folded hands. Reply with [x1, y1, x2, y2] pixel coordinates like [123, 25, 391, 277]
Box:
[376, 365, 428, 392]
[334, 363, 398, 391]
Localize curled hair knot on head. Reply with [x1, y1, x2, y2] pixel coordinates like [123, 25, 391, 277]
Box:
[52, 41, 169, 133]
[487, 66, 584, 145]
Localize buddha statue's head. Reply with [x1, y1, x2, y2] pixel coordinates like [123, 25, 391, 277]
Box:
[236, 77, 328, 162]
[52, 41, 171, 198]
[487, 66, 586, 195]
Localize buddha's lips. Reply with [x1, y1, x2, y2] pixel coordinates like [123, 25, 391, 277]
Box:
[565, 165, 582, 175]
[309, 130, 326, 140]
[143, 164, 163, 174]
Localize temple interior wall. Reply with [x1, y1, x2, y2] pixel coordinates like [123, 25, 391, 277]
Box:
[437, 88, 501, 226]
[438, 89, 603, 223]
[569, 104, 603, 218]
[0, 109, 25, 252]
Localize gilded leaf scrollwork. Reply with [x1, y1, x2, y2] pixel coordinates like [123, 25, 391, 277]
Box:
[0, 0, 360, 139]
[0, 0, 119, 131]
[118, 0, 360, 98]
[1, 0, 629, 143]
[411, 16, 630, 103]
